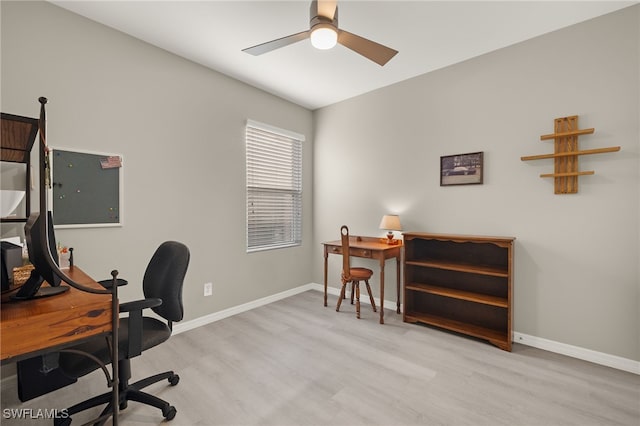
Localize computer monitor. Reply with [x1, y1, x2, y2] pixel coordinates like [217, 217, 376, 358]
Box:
[12, 211, 69, 300]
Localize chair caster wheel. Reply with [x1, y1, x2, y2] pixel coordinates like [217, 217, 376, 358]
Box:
[120, 400, 128, 410]
[163, 405, 177, 420]
[168, 374, 180, 386]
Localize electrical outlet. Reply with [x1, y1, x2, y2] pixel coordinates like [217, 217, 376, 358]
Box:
[204, 282, 213, 297]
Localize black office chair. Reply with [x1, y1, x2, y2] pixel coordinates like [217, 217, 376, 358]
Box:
[55, 241, 190, 425]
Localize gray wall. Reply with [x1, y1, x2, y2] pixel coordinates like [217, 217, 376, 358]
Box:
[1, 1, 314, 322]
[313, 6, 639, 361]
[1, 0, 638, 371]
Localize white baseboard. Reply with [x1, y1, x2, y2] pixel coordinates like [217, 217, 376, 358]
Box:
[513, 332, 640, 375]
[175, 282, 638, 375]
[172, 283, 317, 335]
[174, 282, 401, 336]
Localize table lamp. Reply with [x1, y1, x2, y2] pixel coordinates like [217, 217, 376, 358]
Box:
[379, 214, 402, 244]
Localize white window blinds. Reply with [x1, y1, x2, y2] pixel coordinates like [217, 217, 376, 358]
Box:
[246, 120, 303, 252]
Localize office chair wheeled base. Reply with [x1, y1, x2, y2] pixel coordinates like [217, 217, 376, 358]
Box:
[55, 361, 180, 426]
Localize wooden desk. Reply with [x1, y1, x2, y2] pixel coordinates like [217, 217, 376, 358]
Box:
[323, 236, 402, 324]
[1, 266, 113, 364]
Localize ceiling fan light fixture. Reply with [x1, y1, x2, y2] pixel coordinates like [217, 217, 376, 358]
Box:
[243, 0, 397, 65]
[310, 24, 337, 50]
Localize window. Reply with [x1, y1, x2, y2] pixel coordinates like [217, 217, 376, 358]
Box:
[246, 120, 303, 252]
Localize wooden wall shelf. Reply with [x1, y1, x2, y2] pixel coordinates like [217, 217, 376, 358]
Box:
[521, 116, 620, 194]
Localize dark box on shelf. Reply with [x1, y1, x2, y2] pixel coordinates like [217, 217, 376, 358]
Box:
[1, 241, 22, 291]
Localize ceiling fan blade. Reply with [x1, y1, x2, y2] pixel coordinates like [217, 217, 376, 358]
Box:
[243, 30, 310, 56]
[315, 0, 337, 20]
[337, 30, 398, 66]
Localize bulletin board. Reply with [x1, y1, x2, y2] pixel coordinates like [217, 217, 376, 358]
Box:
[50, 148, 123, 228]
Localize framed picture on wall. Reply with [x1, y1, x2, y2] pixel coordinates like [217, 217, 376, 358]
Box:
[440, 151, 484, 186]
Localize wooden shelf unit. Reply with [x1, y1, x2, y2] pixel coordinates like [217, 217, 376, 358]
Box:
[1, 113, 38, 223]
[521, 115, 620, 194]
[403, 233, 515, 351]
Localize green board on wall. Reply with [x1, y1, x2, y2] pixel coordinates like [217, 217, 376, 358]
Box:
[51, 149, 122, 227]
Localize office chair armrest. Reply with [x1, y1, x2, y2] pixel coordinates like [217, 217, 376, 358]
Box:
[119, 298, 162, 359]
[119, 297, 162, 313]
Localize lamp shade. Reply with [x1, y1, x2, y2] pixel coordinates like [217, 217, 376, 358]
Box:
[379, 214, 402, 231]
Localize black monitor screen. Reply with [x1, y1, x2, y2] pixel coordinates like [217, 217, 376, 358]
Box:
[12, 211, 68, 300]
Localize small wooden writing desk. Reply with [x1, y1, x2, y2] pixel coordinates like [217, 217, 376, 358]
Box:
[323, 236, 402, 324]
[1, 266, 113, 364]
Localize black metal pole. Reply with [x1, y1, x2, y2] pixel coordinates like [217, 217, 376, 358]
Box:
[36, 97, 107, 294]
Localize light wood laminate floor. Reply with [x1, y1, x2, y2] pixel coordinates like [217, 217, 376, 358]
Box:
[1, 290, 638, 425]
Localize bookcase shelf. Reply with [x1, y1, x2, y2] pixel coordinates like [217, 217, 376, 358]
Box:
[404, 260, 509, 277]
[1, 113, 38, 223]
[405, 283, 508, 307]
[403, 233, 515, 351]
[403, 312, 507, 348]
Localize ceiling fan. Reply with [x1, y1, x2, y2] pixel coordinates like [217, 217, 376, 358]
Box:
[242, 0, 398, 66]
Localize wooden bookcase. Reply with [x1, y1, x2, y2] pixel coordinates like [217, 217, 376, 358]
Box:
[403, 233, 515, 351]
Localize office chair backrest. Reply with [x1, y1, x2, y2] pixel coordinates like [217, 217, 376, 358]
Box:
[143, 241, 190, 323]
[340, 225, 351, 280]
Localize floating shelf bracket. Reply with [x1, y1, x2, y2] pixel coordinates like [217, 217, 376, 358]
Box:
[521, 115, 620, 194]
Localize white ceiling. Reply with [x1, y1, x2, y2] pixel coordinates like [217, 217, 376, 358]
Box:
[50, 1, 636, 110]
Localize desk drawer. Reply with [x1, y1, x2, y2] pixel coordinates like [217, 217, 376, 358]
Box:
[328, 246, 373, 258]
[329, 246, 343, 255]
[351, 248, 373, 258]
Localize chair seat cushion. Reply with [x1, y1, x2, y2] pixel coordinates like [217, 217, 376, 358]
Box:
[58, 317, 171, 379]
[346, 267, 373, 280]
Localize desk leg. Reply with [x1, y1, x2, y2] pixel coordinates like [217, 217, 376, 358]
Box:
[323, 252, 328, 307]
[396, 255, 401, 314]
[379, 258, 385, 324]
